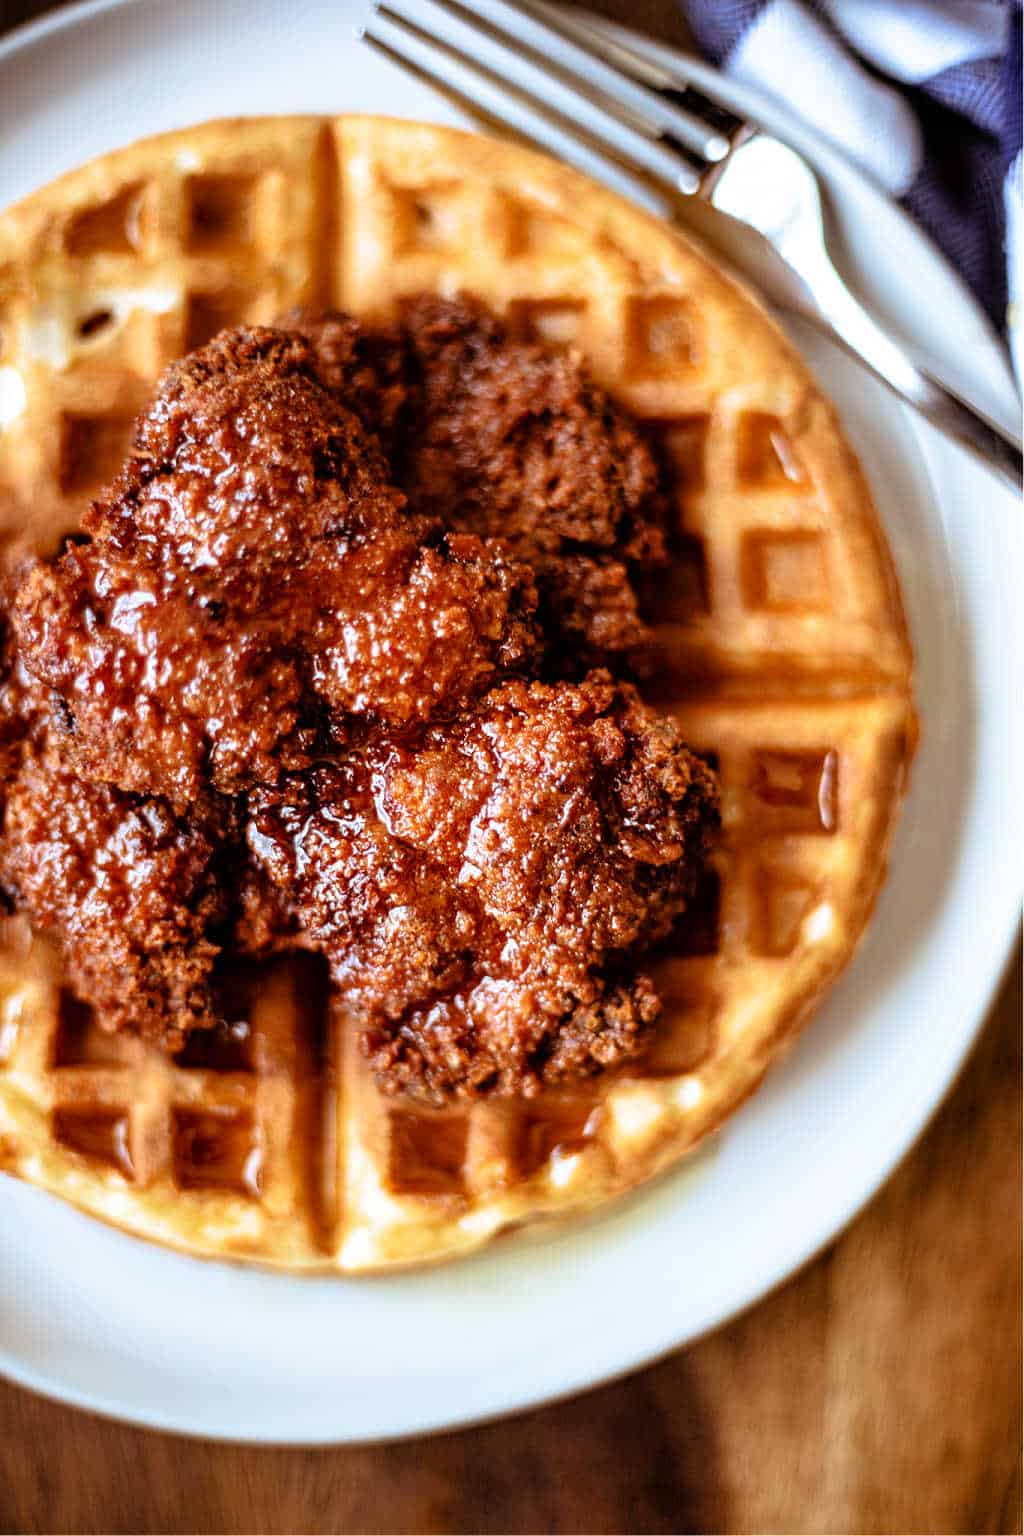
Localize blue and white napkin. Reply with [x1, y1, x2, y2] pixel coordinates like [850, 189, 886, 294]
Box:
[679, 0, 1023, 379]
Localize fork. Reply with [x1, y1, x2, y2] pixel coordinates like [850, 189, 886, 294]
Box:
[359, 0, 1022, 493]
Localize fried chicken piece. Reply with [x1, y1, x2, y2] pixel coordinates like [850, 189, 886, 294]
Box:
[0, 734, 229, 1046]
[247, 672, 718, 1102]
[0, 616, 21, 812]
[276, 308, 411, 461]
[1, 313, 717, 1083]
[0, 560, 40, 830]
[13, 326, 538, 805]
[287, 297, 668, 667]
[302, 295, 668, 669]
[15, 544, 312, 808]
[232, 856, 299, 959]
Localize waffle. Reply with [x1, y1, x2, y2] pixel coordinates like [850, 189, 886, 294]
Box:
[0, 117, 914, 1271]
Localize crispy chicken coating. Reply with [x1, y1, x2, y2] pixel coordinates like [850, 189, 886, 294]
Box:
[1, 301, 719, 1091]
[0, 616, 22, 817]
[295, 295, 668, 668]
[14, 542, 311, 809]
[276, 308, 411, 461]
[0, 734, 228, 1046]
[13, 326, 538, 806]
[0, 562, 39, 832]
[247, 673, 718, 1101]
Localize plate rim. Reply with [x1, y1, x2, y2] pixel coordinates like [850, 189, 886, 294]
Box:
[0, 0, 1020, 1446]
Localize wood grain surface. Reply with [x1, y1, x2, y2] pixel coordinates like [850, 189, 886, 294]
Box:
[1, 3, 1021, 1533]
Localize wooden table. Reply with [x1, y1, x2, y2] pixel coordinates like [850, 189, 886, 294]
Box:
[1, 3, 1020, 1531]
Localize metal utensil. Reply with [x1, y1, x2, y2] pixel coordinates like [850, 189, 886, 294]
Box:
[359, 0, 1022, 492]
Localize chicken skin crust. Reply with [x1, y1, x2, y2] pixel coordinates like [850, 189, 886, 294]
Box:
[13, 325, 538, 808]
[294, 296, 669, 670]
[1, 303, 719, 1099]
[0, 610, 25, 826]
[247, 673, 718, 1102]
[0, 733, 229, 1047]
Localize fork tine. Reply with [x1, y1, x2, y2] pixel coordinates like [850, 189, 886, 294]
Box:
[361, 24, 629, 178]
[417, 0, 731, 163]
[517, 1, 686, 91]
[362, 11, 656, 184]
[366, 1, 704, 193]
[421, 0, 670, 146]
[518, 0, 749, 139]
[360, 28, 586, 164]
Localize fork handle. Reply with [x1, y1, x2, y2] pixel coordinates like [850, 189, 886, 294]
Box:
[785, 242, 1022, 493]
[907, 370, 1023, 492]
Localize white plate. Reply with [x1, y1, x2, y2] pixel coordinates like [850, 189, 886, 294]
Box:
[0, 0, 1020, 1446]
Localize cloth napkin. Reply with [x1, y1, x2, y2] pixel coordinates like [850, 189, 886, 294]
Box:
[679, 0, 1023, 380]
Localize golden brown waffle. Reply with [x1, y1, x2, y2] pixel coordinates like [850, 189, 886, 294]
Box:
[0, 117, 914, 1271]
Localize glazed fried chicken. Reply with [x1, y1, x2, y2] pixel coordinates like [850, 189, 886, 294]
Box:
[0, 564, 39, 833]
[0, 616, 23, 816]
[15, 543, 312, 810]
[247, 673, 718, 1101]
[2, 585, 230, 1042]
[0, 734, 228, 1046]
[277, 308, 411, 462]
[0, 299, 719, 1096]
[295, 296, 668, 668]
[13, 325, 538, 806]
